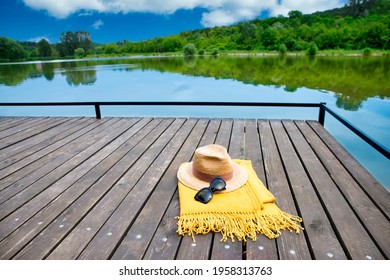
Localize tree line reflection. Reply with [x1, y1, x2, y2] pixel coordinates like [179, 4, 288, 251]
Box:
[0, 56, 388, 111]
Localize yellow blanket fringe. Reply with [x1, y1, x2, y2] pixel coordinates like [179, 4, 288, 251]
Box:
[177, 160, 303, 242]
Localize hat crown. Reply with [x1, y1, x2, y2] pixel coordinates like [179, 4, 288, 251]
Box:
[192, 144, 233, 177]
[177, 144, 248, 192]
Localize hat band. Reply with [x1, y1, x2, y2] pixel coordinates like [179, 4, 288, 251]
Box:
[192, 167, 234, 182]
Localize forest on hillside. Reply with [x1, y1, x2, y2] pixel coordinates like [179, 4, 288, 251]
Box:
[0, 0, 389, 61]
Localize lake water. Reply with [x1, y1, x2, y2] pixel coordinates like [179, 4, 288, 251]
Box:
[0, 55, 389, 189]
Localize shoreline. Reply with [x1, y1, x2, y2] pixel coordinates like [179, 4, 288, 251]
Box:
[1, 50, 389, 64]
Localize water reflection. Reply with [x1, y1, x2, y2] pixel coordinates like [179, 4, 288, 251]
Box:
[62, 69, 97, 86]
[0, 61, 135, 87]
[0, 56, 389, 111]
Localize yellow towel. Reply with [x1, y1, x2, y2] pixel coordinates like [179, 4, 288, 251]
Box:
[177, 160, 303, 242]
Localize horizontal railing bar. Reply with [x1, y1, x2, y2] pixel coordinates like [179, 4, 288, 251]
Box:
[0, 101, 323, 107]
[322, 104, 390, 160]
[1, 101, 388, 159]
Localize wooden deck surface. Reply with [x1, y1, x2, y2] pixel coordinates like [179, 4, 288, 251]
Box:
[0, 117, 389, 260]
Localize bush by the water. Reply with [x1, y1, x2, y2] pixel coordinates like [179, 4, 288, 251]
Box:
[307, 42, 319, 55]
[74, 48, 86, 58]
[183, 43, 196, 56]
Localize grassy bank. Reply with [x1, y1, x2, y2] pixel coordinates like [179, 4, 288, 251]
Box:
[2, 49, 389, 64]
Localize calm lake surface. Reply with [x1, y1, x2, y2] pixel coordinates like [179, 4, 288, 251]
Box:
[0, 55, 389, 189]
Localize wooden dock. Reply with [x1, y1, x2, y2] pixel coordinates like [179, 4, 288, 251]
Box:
[0, 117, 389, 260]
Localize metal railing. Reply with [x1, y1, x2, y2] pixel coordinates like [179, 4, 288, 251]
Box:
[0, 101, 389, 159]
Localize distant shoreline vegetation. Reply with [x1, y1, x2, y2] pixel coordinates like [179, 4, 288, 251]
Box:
[1, 1, 389, 62]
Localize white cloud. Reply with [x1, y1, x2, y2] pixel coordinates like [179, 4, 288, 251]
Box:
[270, 0, 346, 17]
[92, 19, 104, 29]
[23, 0, 347, 26]
[23, 0, 105, 18]
[28, 35, 51, 43]
[201, 10, 237, 27]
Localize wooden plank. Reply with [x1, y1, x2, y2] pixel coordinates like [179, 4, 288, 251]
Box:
[259, 120, 311, 260]
[0, 118, 65, 150]
[207, 118, 235, 260]
[307, 121, 390, 220]
[0, 118, 91, 176]
[0, 118, 163, 259]
[143, 190, 181, 260]
[0, 118, 114, 182]
[244, 119, 278, 260]
[139, 119, 210, 259]
[107, 119, 200, 260]
[0, 118, 132, 219]
[0, 117, 114, 211]
[0, 117, 387, 260]
[174, 119, 222, 260]
[0, 118, 49, 140]
[12, 118, 159, 259]
[0, 119, 97, 202]
[0, 118, 85, 166]
[296, 120, 390, 259]
[0, 118, 31, 132]
[211, 119, 245, 260]
[141, 119, 212, 260]
[271, 120, 347, 260]
[78, 118, 189, 260]
[45, 118, 178, 259]
[283, 120, 384, 260]
[0, 118, 38, 133]
[0, 118, 140, 239]
[172, 119, 234, 260]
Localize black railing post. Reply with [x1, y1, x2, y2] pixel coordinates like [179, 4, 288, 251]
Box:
[94, 104, 101, 119]
[318, 102, 326, 126]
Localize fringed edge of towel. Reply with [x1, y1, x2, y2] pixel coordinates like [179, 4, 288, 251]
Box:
[177, 211, 303, 242]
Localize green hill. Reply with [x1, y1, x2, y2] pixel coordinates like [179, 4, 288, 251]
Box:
[99, 0, 389, 55]
[1, 0, 389, 61]
[314, 0, 390, 17]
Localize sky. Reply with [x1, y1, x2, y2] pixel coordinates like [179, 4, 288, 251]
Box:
[0, 0, 347, 43]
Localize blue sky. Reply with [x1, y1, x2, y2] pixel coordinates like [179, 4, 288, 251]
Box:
[1, 0, 347, 43]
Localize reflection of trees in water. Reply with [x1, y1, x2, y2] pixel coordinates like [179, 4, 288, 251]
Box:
[62, 69, 97, 86]
[41, 63, 55, 81]
[134, 56, 389, 110]
[0, 64, 37, 86]
[60, 61, 97, 86]
[0, 61, 97, 87]
[0, 62, 56, 85]
[335, 94, 362, 111]
[183, 56, 196, 68]
[1, 56, 389, 111]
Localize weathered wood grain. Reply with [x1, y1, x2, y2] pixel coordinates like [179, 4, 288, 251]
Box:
[0, 117, 387, 260]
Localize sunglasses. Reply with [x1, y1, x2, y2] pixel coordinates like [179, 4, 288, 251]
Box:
[194, 176, 227, 204]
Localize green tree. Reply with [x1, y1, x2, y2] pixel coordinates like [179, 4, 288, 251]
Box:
[183, 43, 196, 56]
[362, 21, 389, 49]
[37, 39, 52, 57]
[162, 36, 183, 52]
[0, 37, 25, 60]
[279, 43, 287, 54]
[58, 31, 93, 57]
[211, 48, 219, 55]
[307, 42, 319, 55]
[261, 25, 283, 50]
[288, 10, 303, 19]
[237, 22, 257, 48]
[74, 48, 85, 58]
[104, 43, 118, 54]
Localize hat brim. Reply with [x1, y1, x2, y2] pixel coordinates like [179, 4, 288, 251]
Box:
[177, 161, 248, 192]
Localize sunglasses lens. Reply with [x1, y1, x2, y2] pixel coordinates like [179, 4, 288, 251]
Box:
[210, 177, 226, 191]
[194, 188, 213, 204]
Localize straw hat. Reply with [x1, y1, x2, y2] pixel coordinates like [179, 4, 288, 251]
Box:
[177, 144, 248, 192]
